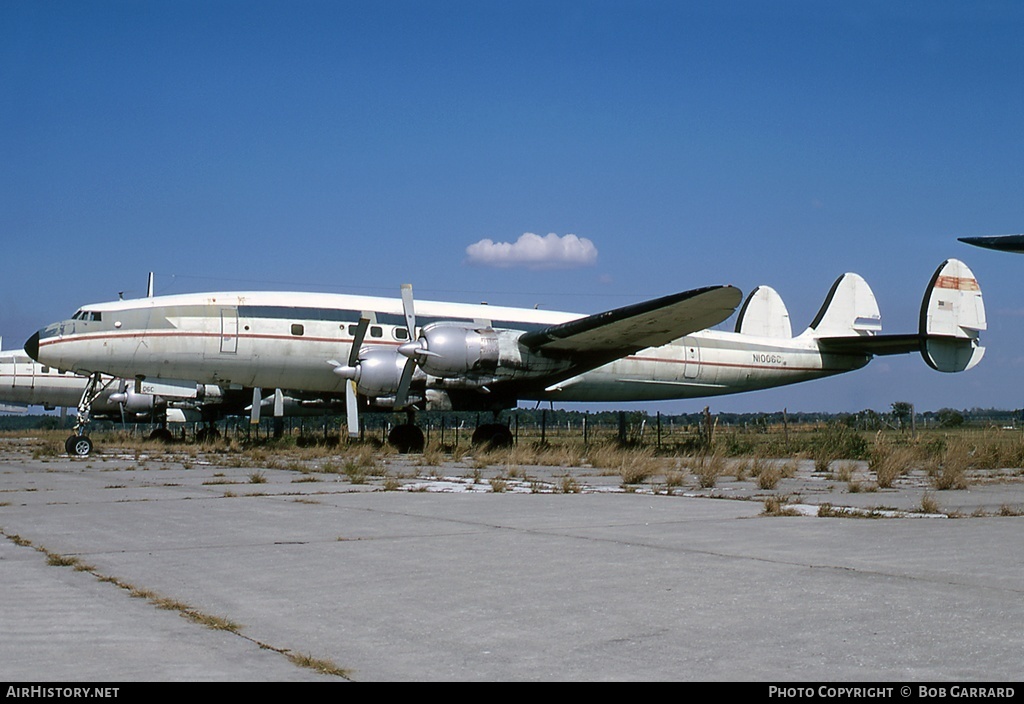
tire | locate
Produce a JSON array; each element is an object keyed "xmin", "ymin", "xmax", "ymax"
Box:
[
  {"xmin": 388, "ymin": 424, "xmax": 425, "ymax": 453},
  {"xmin": 149, "ymin": 428, "xmax": 174, "ymax": 443},
  {"xmin": 196, "ymin": 427, "xmax": 220, "ymax": 443},
  {"xmin": 66, "ymin": 435, "xmax": 93, "ymax": 457},
  {"xmin": 472, "ymin": 423, "xmax": 514, "ymax": 449}
]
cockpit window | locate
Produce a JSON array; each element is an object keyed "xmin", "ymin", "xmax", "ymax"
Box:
[{"xmin": 71, "ymin": 310, "xmax": 102, "ymax": 321}]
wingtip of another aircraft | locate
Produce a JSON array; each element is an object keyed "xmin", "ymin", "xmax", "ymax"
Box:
[{"xmin": 958, "ymin": 234, "xmax": 1024, "ymax": 253}]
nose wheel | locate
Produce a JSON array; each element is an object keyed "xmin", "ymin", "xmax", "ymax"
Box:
[{"xmin": 64, "ymin": 435, "xmax": 94, "ymax": 457}]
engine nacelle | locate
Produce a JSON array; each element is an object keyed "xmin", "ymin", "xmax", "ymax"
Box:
[
  {"xmin": 410, "ymin": 323, "xmax": 500, "ymax": 378},
  {"xmin": 196, "ymin": 384, "xmax": 225, "ymax": 402},
  {"xmin": 108, "ymin": 389, "xmax": 159, "ymax": 413},
  {"xmin": 335, "ymin": 348, "xmax": 410, "ymax": 398}
]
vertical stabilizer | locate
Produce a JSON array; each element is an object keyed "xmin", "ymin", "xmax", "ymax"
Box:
[
  {"xmin": 807, "ymin": 273, "xmax": 881, "ymax": 338},
  {"xmin": 919, "ymin": 259, "xmax": 986, "ymax": 372},
  {"xmin": 735, "ymin": 286, "xmax": 792, "ymax": 338}
]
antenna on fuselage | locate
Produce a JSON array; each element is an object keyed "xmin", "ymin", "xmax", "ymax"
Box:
[{"xmin": 146, "ymin": 272, "xmax": 155, "ymax": 297}]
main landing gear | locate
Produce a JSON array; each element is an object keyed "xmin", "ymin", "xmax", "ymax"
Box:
[
  {"xmin": 385, "ymin": 411, "xmax": 514, "ymax": 453},
  {"xmin": 149, "ymin": 425, "xmax": 175, "ymax": 443},
  {"xmin": 65, "ymin": 372, "xmax": 113, "ymax": 457},
  {"xmin": 471, "ymin": 422, "xmax": 514, "ymax": 449},
  {"xmin": 387, "ymin": 411, "xmax": 425, "ymax": 453}
]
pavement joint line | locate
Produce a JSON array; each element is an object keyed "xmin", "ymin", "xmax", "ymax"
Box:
[{"xmin": 0, "ymin": 527, "xmax": 354, "ymax": 681}]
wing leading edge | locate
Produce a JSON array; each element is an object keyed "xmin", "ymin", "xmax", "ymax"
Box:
[
  {"xmin": 519, "ymin": 285, "xmax": 742, "ymax": 357},
  {"xmin": 959, "ymin": 234, "xmax": 1024, "ymax": 253}
]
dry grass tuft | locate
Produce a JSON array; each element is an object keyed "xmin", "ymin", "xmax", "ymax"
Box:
[
  {"xmin": 489, "ymin": 477, "xmax": 507, "ymax": 493},
  {"xmin": 757, "ymin": 465, "xmax": 782, "ymax": 490},
  {"xmin": 559, "ymin": 475, "xmax": 581, "ymax": 493},
  {"xmin": 919, "ymin": 492, "xmax": 941, "ymax": 514},
  {"xmin": 692, "ymin": 452, "xmax": 726, "ymax": 488},
  {"xmin": 926, "ymin": 440, "xmax": 971, "ymax": 490},
  {"xmin": 286, "ymin": 651, "xmax": 352, "ymax": 678},
  {"xmin": 869, "ymin": 438, "xmax": 915, "ymax": 488},
  {"xmin": 762, "ymin": 495, "xmax": 799, "ymax": 516}
]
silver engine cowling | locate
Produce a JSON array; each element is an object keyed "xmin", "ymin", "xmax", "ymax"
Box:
[
  {"xmin": 400, "ymin": 323, "xmax": 500, "ymax": 378},
  {"xmin": 333, "ymin": 347, "xmax": 409, "ymax": 397},
  {"xmin": 108, "ymin": 388, "xmax": 157, "ymax": 413}
]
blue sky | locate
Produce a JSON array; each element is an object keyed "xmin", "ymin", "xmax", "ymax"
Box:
[{"xmin": 3, "ymin": 1, "xmax": 1024, "ymax": 414}]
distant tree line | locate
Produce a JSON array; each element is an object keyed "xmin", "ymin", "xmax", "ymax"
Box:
[{"xmin": 0, "ymin": 404, "xmax": 1019, "ymax": 433}]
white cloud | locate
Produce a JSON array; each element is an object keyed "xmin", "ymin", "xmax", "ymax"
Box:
[{"xmin": 464, "ymin": 232, "xmax": 598, "ymax": 270}]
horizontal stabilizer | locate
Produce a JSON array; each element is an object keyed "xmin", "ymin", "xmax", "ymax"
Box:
[
  {"xmin": 735, "ymin": 286, "xmax": 792, "ymax": 338},
  {"xmin": 519, "ymin": 285, "xmax": 742, "ymax": 357},
  {"xmin": 817, "ymin": 333, "xmax": 920, "ymax": 357}
]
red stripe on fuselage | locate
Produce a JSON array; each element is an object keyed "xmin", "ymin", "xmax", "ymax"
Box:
[{"xmin": 39, "ymin": 331, "xmax": 845, "ymax": 375}]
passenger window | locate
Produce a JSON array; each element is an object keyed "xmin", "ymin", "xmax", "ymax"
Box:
[
  {"xmin": 395, "ymin": 327, "xmax": 409, "ymax": 340},
  {"xmin": 370, "ymin": 326, "xmax": 382, "ymax": 338},
  {"xmin": 291, "ymin": 324, "xmax": 304, "ymax": 336}
]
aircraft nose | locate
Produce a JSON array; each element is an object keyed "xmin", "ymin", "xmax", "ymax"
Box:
[{"xmin": 24, "ymin": 332, "xmax": 40, "ymax": 361}]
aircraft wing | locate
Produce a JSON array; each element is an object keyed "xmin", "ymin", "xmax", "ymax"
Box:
[
  {"xmin": 959, "ymin": 234, "xmax": 1024, "ymax": 253},
  {"xmin": 519, "ymin": 285, "xmax": 742, "ymax": 358}
]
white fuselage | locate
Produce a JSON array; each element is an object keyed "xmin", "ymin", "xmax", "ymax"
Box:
[
  {"xmin": 0, "ymin": 350, "xmax": 120, "ymax": 411},
  {"xmin": 28, "ymin": 290, "xmax": 869, "ymax": 409}
]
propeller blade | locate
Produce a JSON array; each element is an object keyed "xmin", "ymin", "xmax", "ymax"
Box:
[
  {"xmin": 250, "ymin": 387, "xmax": 262, "ymax": 425},
  {"xmin": 394, "ymin": 358, "xmax": 416, "ymax": 409},
  {"xmin": 274, "ymin": 388, "xmax": 284, "ymax": 417},
  {"xmin": 348, "ymin": 317, "xmax": 370, "ymax": 367},
  {"xmin": 345, "ymin": 380, "xmax": 359, "ymax": 439},
  {"xmin": 400, "ymin": 284, "xmax": 416, "ymax": 340}
]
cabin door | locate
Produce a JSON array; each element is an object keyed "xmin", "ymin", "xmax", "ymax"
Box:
[
  {"xmin": 683, "ymin": 341, "xmax": 700, "ymax": 379},
  {"xmin": 220, "ymin": 308, "xmax": 239, "ymax": 354}
]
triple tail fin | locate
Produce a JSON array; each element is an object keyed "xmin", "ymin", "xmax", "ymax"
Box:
[
  {"xmin": 734, "ymin": 286, "xmax": 792, "ymax": 338},
  {"xmin": 804, "ymin": 272, "xmax": 882, "ymax": 338},
  {"xmin": 815, "ymin": 259, "xmax": 986, "ymax": 373},
  {"xmin": 918, "ymin": 258, "xmax": 986, "ymax": 372}
]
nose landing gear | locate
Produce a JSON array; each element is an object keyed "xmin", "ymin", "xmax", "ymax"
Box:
[{"xmin": 65, "ymin": 373, "xmax": 113, "ymax": 457}]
